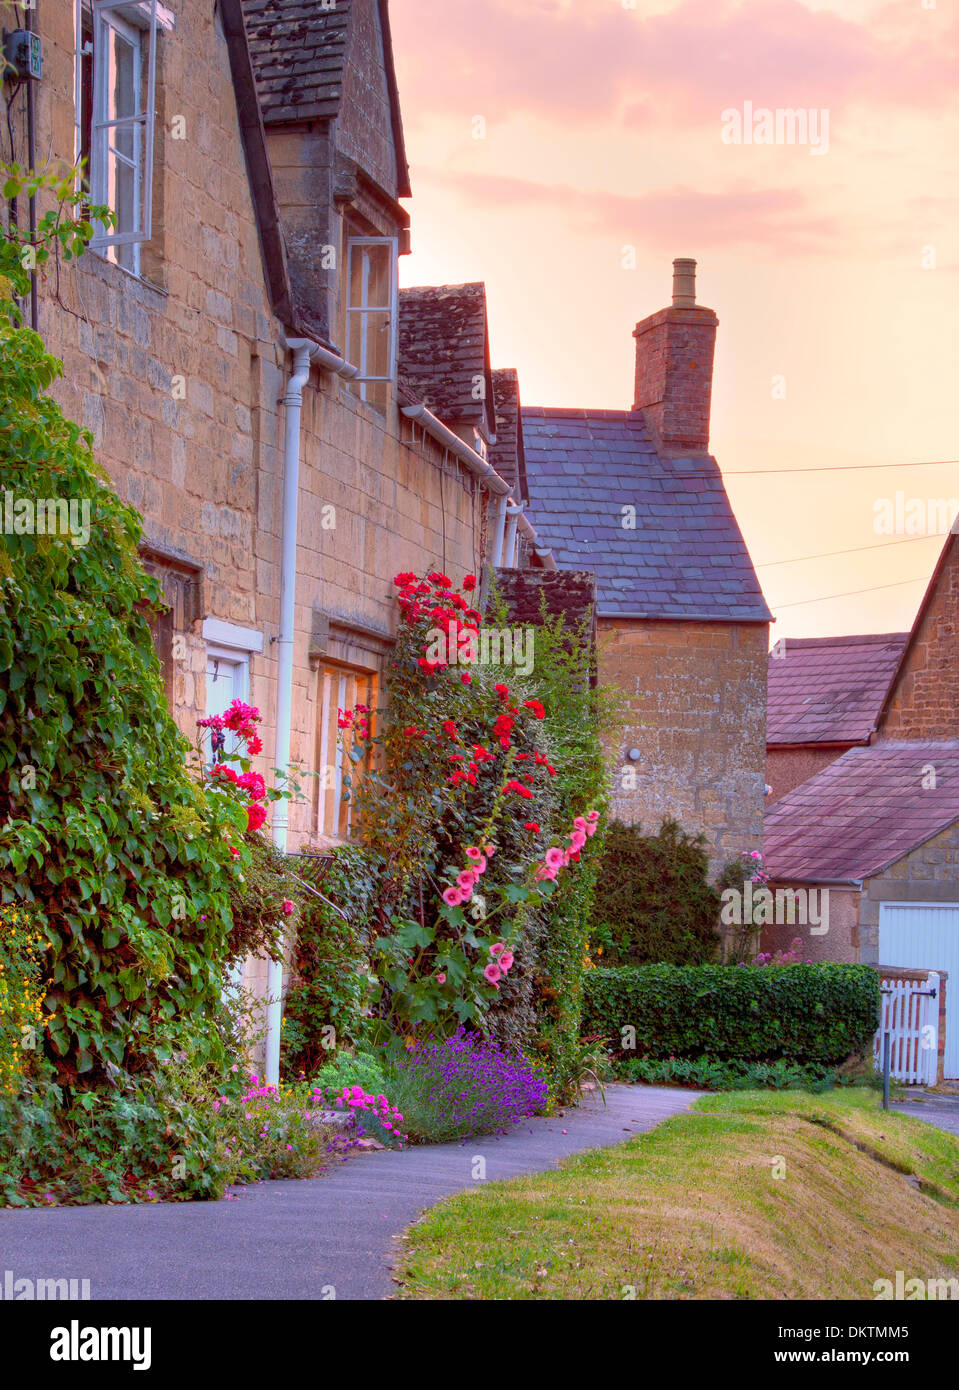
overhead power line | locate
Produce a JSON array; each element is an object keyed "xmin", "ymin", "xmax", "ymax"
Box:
[
  {"xmin": 755, "ymin": 532, "xmax": 943, "ymax": 569},
  {"xmin": 774, "ymin": 575, "xmax": 929, "ymax": 609}
]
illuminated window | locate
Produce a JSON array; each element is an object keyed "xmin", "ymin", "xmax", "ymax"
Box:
[
  {"xmin": 346, "ymin": 237, "xmax": 397, "ymax": 404},
  {"xmin": 314, "ymin": 663, "xmax": 378, "ymax": 841},
  {"xmin": 76, "ymin": 1, "xmax": 168, "ymax": 274}
]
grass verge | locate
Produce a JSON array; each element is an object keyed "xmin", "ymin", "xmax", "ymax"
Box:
[{"xmin": 395, "ymin": 1089, "xmax": 959, "ymax": 1299}]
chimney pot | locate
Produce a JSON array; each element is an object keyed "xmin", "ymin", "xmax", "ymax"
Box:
[{"xmin": 672, "ymin": 257, "xmax": 697, "ymax": 308}]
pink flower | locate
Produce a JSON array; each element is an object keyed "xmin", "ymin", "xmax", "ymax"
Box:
[
  {"xmin": 489, "ymin": 942, "xmax": 506, "ymax": 958},
  {"xmin": 483, "ymin": 962, "xmax": 502, "ymax": 986},
  {"xmin": 436, "ymin": 972, "xmax": 446, "ymax": 984},
  {"xmin": 281, "ymin": 899, "xmax": 295, "ymax": 916},
  {"xmin": 569, "ymin": 829, "xmax": 587, "ymax": 851},
  {"xmin": 535, "ymin": 864, "xmax": 558, "ymax": 882},
  {"xmin": 443, "ymin": 886, "xmax": 464, "ymax": 906},
  {"xmin": 545, "ymin": 846, "xmax": 565, "ymax": 870},
  {"xmin": 466, "ymin": 846, "xmax": 483, "ymax": 860},
  {"xmin": 586, "ymin": 810, "xmax": 600, "ymax": 821},
  {"xmin": 573, "ymin": 816, "xmax": 587, "ymax": 831},
  {"xmin": 499, "ymin": 951, "xmax": 514, "ymax": 971},
  {"xmin": 484, "ymin": 843, "xmax": 495, "ymax": 856},
  {"xmin": 457, "ymin": 869, "xmax": 477, "ymax": 891}
]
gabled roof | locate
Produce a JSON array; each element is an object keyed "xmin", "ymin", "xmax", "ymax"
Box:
[
  {"xmin": 489, "ymin": 369, "xmax": 527, "ymax": 501},
  {"xmin": 242, "ymin": 0, "xmax": 410, "ymax": 196},
  {"xmin": 763, "ymin": 739, "xmax": 959, "ymax": 883},
  {"xmin": 767, "ymin": 633, "xmax": 908, "ymax": 746},
  {"xmin": 521, "ymin": 408, "xmax": 772, "ymax": 622},
  {"xmin": 398, "ymin": 283, "xmax": 495, "ymax": 436},
  {"xmin": 877, "ymin": 531, "xmax": 959, "ymax": 735}
]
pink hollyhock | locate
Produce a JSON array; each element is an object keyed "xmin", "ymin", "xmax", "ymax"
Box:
[
  {"xmin": 466, "ymin": 846, "xmax": 483, "ymax": 860},
  {"xmin": 442, "ymin": 886, "xmax": 464, "ymax": 906},
  {"xmin": 281, "ymin": 899, "xmax": 295, "ymax": 916},
  {"xmin": 570, "ymin": 829, "xmax": 587, "ymax": 851},
  {"xmin": 535, "ymin": 864, "xmax": 558, "ymax": 881},
  {"xmin": 484, "ymin": 843, "xmax": 495, "ymax": 856},
  {"xmin": 457, "ymin": 869, "xmax": 477, "ymax": 891},
  {"xmin": 489, "ymin": 942, "xmax": 506, "ymax": 958},
  {"xmin": 483, "ymin": 962, "xmax": 502, "ymax": 986},
  {"xmin": 587, "ymin": 809, "xmax": 600, "ymax": 821},
  {"xmin": 545, "ymin": 846, "xmax": 565, "ymax": 870},
  {"xmin": 499, "ymin": 951, "xmax": 514, "ymax": 971},
  {"xmin": 573, "ymin": 816, "xmax": 588, "ymax": 831},
  {"xmin": 436, "ymin": 973, "xmax": 446, "ymax": 984}
]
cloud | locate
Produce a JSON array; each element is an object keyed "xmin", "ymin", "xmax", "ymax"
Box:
[
  {"xmin": 414, "ymin": 169, "xmax": 840, "ymax": 253},
  {"xmin": 391, "ymin": 0, "xmax": 959, "ymax": 131}
]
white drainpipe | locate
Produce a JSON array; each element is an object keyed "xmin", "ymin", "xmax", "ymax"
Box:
[
  {"xmin": 264, "ymin": 336, "xmax": 357, "ymax": 1087},
  {"xmin": 503, "ymin": 504, "xmax": 523, "ymax": 568},
  {"xmin": 490, "ymin": 493, "xmax": 509, "ymax": 567}
]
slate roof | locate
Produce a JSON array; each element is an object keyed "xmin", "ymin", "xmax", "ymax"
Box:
[
  {"xmin": 521, "ymin": 408, "xmax": 772, "ymax": 621},
  {"xmin": 767, "ymin": 633, "xmax": 908, "ymax": 746},
  {"xmin": 764, "ymin": 740, "xmax": 959, "ymax": 882},
  {"xmin": 243, "ymin": 0, "xmax": 351, "ymax": 123},
  {"xmin": 242, "ymin": 0, "xmax": 411, "ymax": 195},
  {"xmin": 489, "ymin": 369, "xmax": 527, "ymax": 500},
  {"xmin": 398, "ymin": 284, "xmax": 494, "ymax": 434}
]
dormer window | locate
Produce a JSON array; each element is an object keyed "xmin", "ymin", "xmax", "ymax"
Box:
[
  {"xmin": 346, "ymin": 237, "xmax": 398, "ymax": 404},
  {"xmin": 75, "ymin": 1, "xmax": 170, "ymax": 275}
]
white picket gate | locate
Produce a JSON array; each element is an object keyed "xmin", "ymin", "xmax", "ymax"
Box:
[{"xmin": 873, "ymin": 973, "xmax": 940, "ymax": 1085}]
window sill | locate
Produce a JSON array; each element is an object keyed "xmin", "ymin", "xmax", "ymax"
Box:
[{"xmin": 86, "ymin": 247, "xmax": 168, "ymax": 299}]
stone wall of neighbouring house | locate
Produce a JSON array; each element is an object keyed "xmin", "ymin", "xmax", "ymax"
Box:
[
  {"xmin": 765, "ymin": 744, "xmax": 853, "ymax": 805},
  {"xmin": 760, "ymin": 885, "xmax": 861, "ymax": 964},
  {"xmin": 859, "ymin": 820, "xmax": 959, "ymax": 964},
  {"xmin": 492, "ymin": 568, "xmax": 597, "ymax": 647},
  {"xmin": 599, "ymin": 618, "xmax": 768, "ymax": 871},
  {"xmin": 879, "ymin": 537, "xmax": 959, "ymax": 739}
]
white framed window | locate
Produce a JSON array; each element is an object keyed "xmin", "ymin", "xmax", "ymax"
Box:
[
  {"xmin": 315, "ymin": 662, "xmax": 378, "ymax": 842},
  {"xmin": 346, "ymin": 237, "xmax": 398, "ymax": 398},
  {"xmin": 75, "ymin": 0, "xmax": 168, "ymax": 275}
]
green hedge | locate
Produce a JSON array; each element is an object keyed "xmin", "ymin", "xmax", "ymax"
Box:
[{"xmin": 583, "ymin": 963, "xmax": 880, "ymax": 1065}]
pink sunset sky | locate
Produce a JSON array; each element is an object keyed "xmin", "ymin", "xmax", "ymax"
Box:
[{"xmin": 389, "ymin": 0, "xmax": 959, "ymax": 642}]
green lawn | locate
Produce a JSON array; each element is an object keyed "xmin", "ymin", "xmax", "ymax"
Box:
[{"xmin": 396, "ymin": 1090, "xmax": 959, "ymax": 1300}]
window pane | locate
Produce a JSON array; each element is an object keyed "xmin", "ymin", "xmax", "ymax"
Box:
[
  {"xmin": 107, "ymin": 26, "xmax": 138, "ymax": 129},
  {"xmin": 348, "ymin": 242, "xmax": 392, "ymax": 311}
]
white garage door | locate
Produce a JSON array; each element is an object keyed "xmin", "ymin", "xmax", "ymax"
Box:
[{"xmin": 879, "ymin": 903, "xmax": 959, "ymax": 1079}]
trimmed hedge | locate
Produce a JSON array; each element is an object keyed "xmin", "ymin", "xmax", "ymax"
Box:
[{"xmin": 583, "ymin": 963, "xmax": 880, "ymax": 1065}]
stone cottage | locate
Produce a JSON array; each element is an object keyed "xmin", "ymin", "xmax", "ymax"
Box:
[
  {"xmin": 763, "ymin": 532, "xmax": 959, "ymax": 1078},
  {"xmin": 520, "ymin": 259, "xmax": 772, "ymax": 871},
  {"xmin": 17, "ymin": 0, "xmax": 534, "ymax": 1075}
]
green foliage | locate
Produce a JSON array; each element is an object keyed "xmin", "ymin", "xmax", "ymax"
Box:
[
  {"xmin": 583, "ymin": 963, "xmax": 881, "ymax": 1065},
  {"xmin": 226, "ymin": 832, "xmax": 298, "ymax": 966},
  {"xmin": 279, "ymin": 846, "xmax": 381, "ymax": 1076},
  {"xmin": 589, "ymin": 819, "xmax": 721, "ymax": 966},
  {"xmin": 0, "ymin": 177, "xmax": 244, "ymax": 1089},
  {"xmin": 615, "ymin": 1054, "xmax": 841, "ymax": 1093},
  {"xmin": 307, "ymin": 1047, "xmax": 388, "ymax": 1099}
]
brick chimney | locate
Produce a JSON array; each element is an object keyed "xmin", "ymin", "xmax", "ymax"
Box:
[{"xmin": 633, "ymin": 258, "xmax": 718, "ymax": 455}]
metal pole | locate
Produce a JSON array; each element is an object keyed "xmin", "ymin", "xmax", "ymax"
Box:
[{"xmin": 882, "ymin": 1031, "xmax": 891, "ymax": 1111}]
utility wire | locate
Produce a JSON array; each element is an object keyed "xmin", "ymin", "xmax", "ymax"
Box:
[
  {"xmin": 774, "ymin": 575, "xmax": 929, "ymax": 609},
  {"xmin": 756, "ymin": 532, "xmax": 944, "ymax": 569}
]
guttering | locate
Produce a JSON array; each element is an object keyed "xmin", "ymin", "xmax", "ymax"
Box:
[
  {"xmin": 264, "ymin": 335, "xmax": 359, "ymax": 1087},
  {"xmin": 401, "ymin": 403, "xmax": 512, "ymax": 496}
]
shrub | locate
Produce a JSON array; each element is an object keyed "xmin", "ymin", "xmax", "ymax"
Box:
[
  {"xmin": 615, "ymin": 1054, "xmax": 840, "ymax": 1092},
  {"xmin": 583, "ymin": 963, "xmax": 881, "ymax": 1065},
  {"xmin": 589, "ymin": 819, "xmax": 721, "ymax": 966},
  {"xmin": 280, "ymin": 846, "xmax": 382, "ymax": 1076},
  {"xmin": 307, "ymin": 1048, "xmax": 388, "ymax": 1100},
  {"xmin": 213, "ymin": 1071, "xmax": 339, "ymax": 1184},
  {"xmin": 0, "ymin": 902, "xmax": 45, "ymax": 1097},
  {"xmin": 383, "ymin": 1029, "xmax": 548, "ymax": 1143}
]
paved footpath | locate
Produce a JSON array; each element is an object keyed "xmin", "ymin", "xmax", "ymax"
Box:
[
  {"xmin": 0, "ymin": 1084, "xmax": 698, "ymax": 1301},
  {"xmin": 892, "ymin": 1091, "xmax": 959, "ymax": 1140}
]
